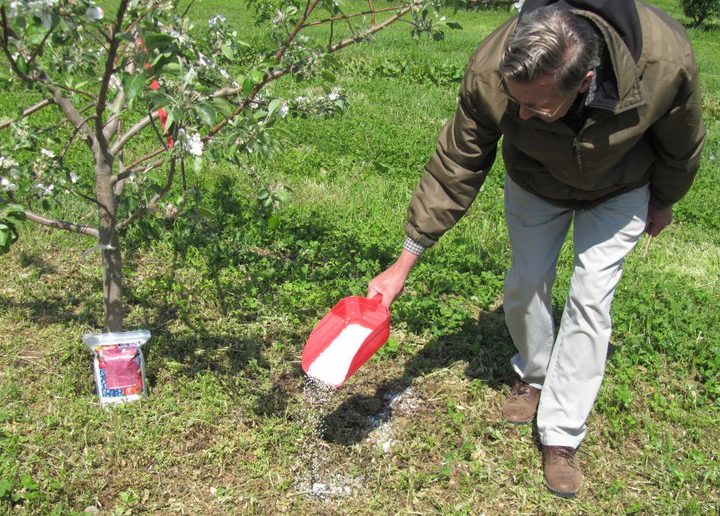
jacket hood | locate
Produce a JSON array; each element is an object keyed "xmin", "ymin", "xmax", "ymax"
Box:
[{"xmin": 519, "ymin": 0, "xmax": 642, "ymax": 62}]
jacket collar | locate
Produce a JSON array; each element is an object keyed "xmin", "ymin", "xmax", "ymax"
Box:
[{"xmin": 573, "ymin": 10, "xmax": 645, "ymax": 113}]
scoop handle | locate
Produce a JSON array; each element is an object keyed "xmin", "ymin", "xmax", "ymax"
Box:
[{"xmin": 371, "ymin": 293, "xmax": 383, "ymax": 306}]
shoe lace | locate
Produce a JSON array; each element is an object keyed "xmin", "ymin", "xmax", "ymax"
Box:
[
  {"xmin": 545, "ymin": 446, "xmax": 578, "ymax": 468},
  {"xmin": 511, "ymin": 380, "xmax": 532, "ymax": 398}
]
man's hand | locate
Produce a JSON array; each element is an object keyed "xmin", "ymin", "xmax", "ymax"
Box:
[
  {"xmin": 367, "ymin": 250, "xmax": 419, "ymax": 308},
  {"xmin": 645, "ymin": 204, "xmax": 673, "ymax": 237}
]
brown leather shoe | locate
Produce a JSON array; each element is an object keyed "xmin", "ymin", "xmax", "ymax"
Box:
[
  {"xmin": 542, "ymin": 445, "xmax": 583, "ymax": 498},
  {"xmin": 502, "ymin": 379, "xmax": 540, "ymax": 424}
]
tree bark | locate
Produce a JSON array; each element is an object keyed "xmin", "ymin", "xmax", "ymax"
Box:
[{"xmin": 94, "ymin": 146, "xmax": 123, "ymax": 332}]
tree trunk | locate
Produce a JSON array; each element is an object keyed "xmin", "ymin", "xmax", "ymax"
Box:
[{"xmin": 94, "ymin": 148, "xmax": 123, "ymax": 332}]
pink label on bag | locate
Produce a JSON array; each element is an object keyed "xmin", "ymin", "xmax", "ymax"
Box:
[{"xmin": 101, "ymin": 346, "xmax": 141, "ymax": 390}]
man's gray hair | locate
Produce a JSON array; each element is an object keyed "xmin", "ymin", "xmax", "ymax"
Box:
[{"xmin": 499, "ymin": 6, "xmax": 600, "ymax": 96}]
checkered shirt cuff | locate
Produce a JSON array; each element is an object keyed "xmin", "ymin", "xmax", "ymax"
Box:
[{"xmin": 403, "ymin": 236, "xmax": 426, "ymax": 257}]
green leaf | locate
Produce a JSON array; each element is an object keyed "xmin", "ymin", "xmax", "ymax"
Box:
[
  {"xmin": 447, "ymin": 22, "xmax": 463, "ymax": 30},
  {"xmin": 250, "ymin": 70, "xmax": 265, "ymax": 84},
  {"xmin": 221, "ymin": 44, "xmax": 235, "ymax": 61},
  {"xmin": 195, "ymin": 104, "xmax": 216, "ymax": 126},
  {"xmin": 143, "ymin": 33, "xmax": 175, "ymax": 53},
  {"xmin": 0, "ymin": 225, "xmax": 10, "ymax": 251},
  {"xmin": 163, "ymin": 109, "xmax": 175, "ymax": 131},
  {"xmin": 20, "ymin": 475, "xmax": 38, "ymax": 491},
  {"xmin": 266, "ymin": 99, "xmax": 282, "ymax": 118},
  {"xmin": 122, "ymin": 73, "xmax": 146, "ymax": 101},
  {"xmin": 212, "ymin": 98, "xmax": 234, "ymax": 116},
  {"xmin": 15, "ymin": 55, "xmax": 28, "ymax": 75},
  {"xmin": 321, "ymin": 70, "xmax": 336, "ymax": 83},
  {"xmin": 1, "ymin": 204, "xmax": 26, "ymax": 222},
  {"xmin": 161, "ymin": 62, "xmax": 183, "ymax": 75},
  {"xmin": 267, "ymin": 214, "xmax": 280, "ymax": 231},
  {"xmin": 26, "ymin": 22, "xmax": 49, "ymax": 46},
  {"xmin": 242, "ymin": 77, "xmax": 254, "ymax": 95},
  {"xmin": 0, "ymin": 478, "xmax": 13, "ymax": 500}
]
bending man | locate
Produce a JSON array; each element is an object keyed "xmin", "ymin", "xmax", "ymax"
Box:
[{"xmin": 368, "ymin": 0, "xmax": 705, "ymax": 498}]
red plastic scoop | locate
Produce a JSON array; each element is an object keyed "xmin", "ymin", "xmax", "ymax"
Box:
[{"xmin": 302, "ymin": 295, "xmax": 390, "ymax": 387}]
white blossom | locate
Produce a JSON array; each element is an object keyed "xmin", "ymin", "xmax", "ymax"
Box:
[
  {"xmin": 513, "ymin": 0, "xmax": 525, "ymax": 12},
  {"xmin": 16, "ymin": 0, "xmax": 58, "ymax": 29},
  {"xmin": 209, "ymin": 14, "xmax": 226, "ymax": 28},
  {"xmin": 69, "ymin": 172, "xmax": 79, "ymax": 184},
  {"xmin": 1, "ymin": 176, "xmax": 17, "ymax": 192},
  {"xmin": 279, "ymin": 101, "xmax": 289, "ymax": 118},
  {"xmin": 186, "ymin": 133, "xmax": 204, "ymax": 157},
  {"xmin": 163, "ymin": 203, "xmax": 179, "ymax": 219},
  {"xmin": 34, "ymin": 182, "xmax": 54, "ymax": 196},
  {"xmin": 0, "ymin": 157, "xmax": 19, "ymax": 170},
  {"xmin": 41, "ymin": 148, "xmax": 55, "ymax": 159},
  {"xmin": 108, "ymin": 74, "xmax": 121, "ymax": 90},
  {"xmin": 86, "ymin": 6, "xmax": 104, "ymax": 21},
  {"xmin": 272, "ymin": 10, "xmax": 285, "ymax": 26},
  {"xmin": 328, "ymin": 89, "xmax": 341, "ymax": 101}
]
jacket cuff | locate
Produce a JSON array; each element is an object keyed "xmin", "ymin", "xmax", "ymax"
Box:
[
  {"xmin": 404, "ymin": 221, "xmax": 438, "ymax": 249},
  {"xmin": 649, "ymin": 192, "xmax": 670, "ymax": 210}
]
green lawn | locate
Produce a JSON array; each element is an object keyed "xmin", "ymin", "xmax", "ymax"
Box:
[{"xmin": 0, "ymin": 1, "xmax": 718, "ymax": 513}]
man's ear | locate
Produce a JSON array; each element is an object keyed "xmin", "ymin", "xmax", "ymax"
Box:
[{"xmin": 578, "ymin": 70, "xmax": 595, "ymax": 93}]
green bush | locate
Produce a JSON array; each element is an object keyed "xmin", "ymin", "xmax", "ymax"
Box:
[{"xmin": 680, "ymin": 0, "xmax": 720, "ymax": 26}]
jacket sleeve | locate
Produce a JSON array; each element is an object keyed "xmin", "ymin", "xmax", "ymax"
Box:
[
  {"xmin": 648, "ymin": 53, "xmax": 706, "ymax": 209},
  {"xmin": 404, "ymin": 73, "xmax": 503, "ymax": 248}
]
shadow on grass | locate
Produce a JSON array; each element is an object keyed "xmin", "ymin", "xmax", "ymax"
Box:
[
  {"xmin": 0, "ymin": 250, "xmax": 103, "ymax": 328},
  {"xmin": 116, "ymin": 174, "xmax": 402, "ymax": 408},
  {"xmin": 322, "ymin": 303, "xmax": 517, "ymax": 446}
]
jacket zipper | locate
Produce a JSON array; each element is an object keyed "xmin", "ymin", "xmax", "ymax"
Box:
[{"xmin": 572, "ymin": 138, "xmax": 584, "ymax": 189}]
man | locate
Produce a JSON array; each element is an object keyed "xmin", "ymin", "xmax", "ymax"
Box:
[{"xmin": 367, "ymin": 0, "xmax": 705, "ymax": 498}]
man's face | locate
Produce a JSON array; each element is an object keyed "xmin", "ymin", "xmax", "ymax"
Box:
[{"xmin": 502, "ymin": 72, "xmax": 591, "ymax": 122}]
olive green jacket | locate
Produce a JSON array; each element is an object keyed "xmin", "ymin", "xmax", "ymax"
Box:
[{"xmin": 405, "ymin": 1, "xmax": 706, "ymax": 248}]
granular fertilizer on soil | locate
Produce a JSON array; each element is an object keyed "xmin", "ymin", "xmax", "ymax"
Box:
[
  {"xmin": 294, "ymin": 376, "xmax": 359, "ymax": 501},
  {"xmin": 294, "ymin": 375, "xmax": 421, "ymax": 499}
]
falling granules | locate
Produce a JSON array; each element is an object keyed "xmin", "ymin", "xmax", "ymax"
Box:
[{"xmin": 294, "ymin": 376, "xmax": 360, "ymax": 501}]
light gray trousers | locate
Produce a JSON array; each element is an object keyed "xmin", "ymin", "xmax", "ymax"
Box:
[{"xmin": 503, "ymin": 176, "xmax": 649, "ymax": 448}]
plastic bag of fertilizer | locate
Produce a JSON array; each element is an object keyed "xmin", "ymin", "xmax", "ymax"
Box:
[{"xmin": 83, "ymin": 330, "xmax": 151, "ymax": 405}]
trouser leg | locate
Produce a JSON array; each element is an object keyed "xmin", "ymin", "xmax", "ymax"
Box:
[
  {"xmin": 537, "ymin": 185, "xmax": 650, "ymax": 448},
  {"xmin": 503, "ymin": 176, "xmax": 572, "ymax": 389}
]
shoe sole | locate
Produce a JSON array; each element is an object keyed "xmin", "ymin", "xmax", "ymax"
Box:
[
  {"xmin": 545, "ymin": 480, "xmax": 582, "ymax": 499},
  {"xmin": 503, "ymin": 414, "xmax": 534, "ymax": 425},
  {"xmin": 546, "ymin": 486, "xmax": 578, "ymax": 498}
]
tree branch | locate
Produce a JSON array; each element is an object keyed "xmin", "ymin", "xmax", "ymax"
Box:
[
  {"xmin": 275, "ymin": 0, "xmax": 322, "ymax": 64},
  {"xmin": 110, "ymin": 111, "xmax": 159, "ymax": 155},
  {"xmin": 116, "ymin": 158, "xmax": 176, "ymax": 231},
  {"xmin": 44, "ymin": 84, "xmax": 96, "ymax": 144},
  {"xmin": 26, "ymin": 25, "xmax": 54, "ymax": 68},
  {"xmin": 1, "ymin": 8, "xmax": 32, "ymax": 83},
  {"xmin": 116, "ymin": 147, "xmax": 166, "ymax": 182},
  {"xmin": 96, "ymin": 0, "xmax": 130, "ymax": 145},
  {"xmin": 117, "ymin": 0, "xmax": 419, "ymax": 180},
  {"xmin": 60, "ymin": 114, "xmax": 98, "ymax": 160},
  {"xmin": 303, "ymin": 6, "xmax": 398, "ymax": 28},
  {"xmin": 329, "ymin": 1, "xmax": 418, "ymax": 53},
  {"xmin": 47, "ymin": 82, "xmax": 97, "ymax": 100},
  {"xmin": 0, "ymin": 99, "xmax": 54, "ymax": 130},
  {"xmin": 368, "ymin": 0, "xmax": 377, "ymax": 25},
  {"xmin": 24, "ymin": 209, "xmax": 99, "ymax": 238}
]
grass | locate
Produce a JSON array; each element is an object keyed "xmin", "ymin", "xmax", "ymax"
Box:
[{"xmin": 1, "ymin": 1, "xmax": 719, "ymax": 513}]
